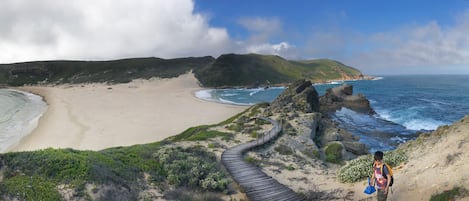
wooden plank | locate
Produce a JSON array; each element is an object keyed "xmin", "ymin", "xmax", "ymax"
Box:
[{"xmin": 221, "ymin": 117, "xmax": 305, "ymax": 201}]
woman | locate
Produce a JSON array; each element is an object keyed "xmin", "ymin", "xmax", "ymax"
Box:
[{"xmin": 370, "ymin": 151, "xmax": 391, "ymax": 201}]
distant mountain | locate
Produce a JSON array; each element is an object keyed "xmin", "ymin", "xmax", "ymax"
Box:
[
  {"xmin": 195, "ymin": 54, "xmax": 365, "ymax": 87},
  {"xmin": 0, "ymin": 57, "xmax": 215, "ymax": 86},
  {"xmin": 0, "ymin": 54, "xmax": 366, "ymax": 87}
]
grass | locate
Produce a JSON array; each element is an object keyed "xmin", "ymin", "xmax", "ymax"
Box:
[
  {"xmin": 167, "ymin": 125, "xmax": 232, "ymax": 142},
  {"xmin": 325, "ymin": 143, "xmax": 343, "ymax": 164},
  {"xmin": 430, "ymin": 187, "xmax": 468, "ymax": 201}
]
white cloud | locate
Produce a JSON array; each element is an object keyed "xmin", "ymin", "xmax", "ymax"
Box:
[
  {"xmin": 244, "ymin": 41, "xmax": 293, "ymax": 56},
  {"xmin": 238, "ymin": 17, "xmax": 282, "ymax": 35},
  {"xmin": 346, "ymin": 12, "xmax": 469, "ymax": 74},
  {"xmin": 0, "ymin": 0, "xmax": 232, "ymax": 63},
  {"xmin": 235, "ymin": 17, "xmax": 296, "ymax": 57}
]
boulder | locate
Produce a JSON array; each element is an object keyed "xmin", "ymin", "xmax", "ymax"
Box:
[
  {"xmin": 319, "ymin": 84, "xmax": 375, "ymax": 114},
  {"xmin": 269, "ymin": 79, "xmax": 319, "ymax": 113},
  {"xmin": 342, "ymin": 141, "xmax": 369, "ymax": 155}
]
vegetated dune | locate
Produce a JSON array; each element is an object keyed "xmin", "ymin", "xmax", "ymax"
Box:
[{"xmin": 391, "ymin": 115, "xmax": 469, "ymax": 201}]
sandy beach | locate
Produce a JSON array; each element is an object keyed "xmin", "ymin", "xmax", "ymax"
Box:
[{"xmin": 10, "ymin": 73, "xmax": 248, "ymax": 152}]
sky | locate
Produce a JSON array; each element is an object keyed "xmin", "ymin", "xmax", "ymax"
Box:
[{"xmin": 1, "ymin": 0, "xmax": 469, "ymax": 75}]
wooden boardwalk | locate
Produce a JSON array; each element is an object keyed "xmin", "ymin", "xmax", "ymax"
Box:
[{"xmin": 221, "ymin": 118, "xmax": 305, "ymax": 201}]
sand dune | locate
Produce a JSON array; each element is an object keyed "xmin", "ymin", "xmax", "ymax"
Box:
[{"xmin": 10, "ymin": 73, "xmax": 247, "ymax": 151}]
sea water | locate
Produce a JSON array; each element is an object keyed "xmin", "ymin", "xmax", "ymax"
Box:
[
  {"xmin": 0, "ymin": 89, "xmax": 47, "ymax": 152},
  {"xmin": 196, "ymin": 75, "xmax": 469, "ymax": 151}
]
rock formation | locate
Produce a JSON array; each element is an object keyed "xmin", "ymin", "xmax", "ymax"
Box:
[
  {"xmin": 319, "ymin": 84, "xmax": 375, "ymax": 115},
  {"xmin": 269, "ymin": 79, "xmax": 319, "ymax": 113},
  {"xmin": 265, "ymin": 80, "xmax": 374, "ymax": 162}
]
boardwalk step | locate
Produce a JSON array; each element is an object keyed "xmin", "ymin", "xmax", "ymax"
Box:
[{"xmin": 221, "ymin": 117, "xmax": 305, "ymax": 201}]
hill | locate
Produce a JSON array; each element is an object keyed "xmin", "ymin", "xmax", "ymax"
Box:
[
  {"xmin": 0, "ymin": 57, "xmax": 215, "ymax": 86},
  {"xmin": 195, "ymin": 54, "xmax": 364, "ymax": 87},
  {"xmin": 0, "ymin": 54, "xmax": 365, "ymax": 87}
]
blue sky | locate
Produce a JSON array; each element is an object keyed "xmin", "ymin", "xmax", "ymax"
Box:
[
  {"xmin": 194, "ymin": 0, "xmax": 469, "ymax": 74},
  {"xmin": 1, "ymin": 0, "xmax": 469, "ymax": 74}
]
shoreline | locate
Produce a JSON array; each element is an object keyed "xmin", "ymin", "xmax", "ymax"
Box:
[{"xmin": 9, "ymin": 73, "xmax": 248, "ymax": 152}]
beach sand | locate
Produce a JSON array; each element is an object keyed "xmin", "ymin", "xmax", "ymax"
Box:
[{"xmin": 10, "ymin": 73, "xmax": 248, "ymax": 152}]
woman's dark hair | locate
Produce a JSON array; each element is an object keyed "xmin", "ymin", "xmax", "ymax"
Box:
[{"xmin": 374, "ymin": 151, "xmax": 384, "ymax": 161}]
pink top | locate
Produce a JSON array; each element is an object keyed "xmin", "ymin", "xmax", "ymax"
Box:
[{"xmin": 374, "ymin": 165, "xmax": 388, "ymax": 189}]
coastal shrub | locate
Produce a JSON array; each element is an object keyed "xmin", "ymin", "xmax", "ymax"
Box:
[
  {"xmin": 325, "ymin": 143, "xmax": 343, "ymax": 164},
  {"xmin": 153, "ymin": 146, "xmax": 228, "ymax": 191},
  {"xmin": 165, "ymin": 188, "xmax": 224, "ymax": 201},
  {"xmin": 250, "ymin": 132, "xmax": 258, "ymax": 138},
  {"xmin": 255, "ymin": 118, "xmax": 270, "ymax": 125},
  {"xmin": 244, "ymin": 156, "xmax": 259, "ymax": 165},
  {"xmin": 2, "ymin": 148, "xmax": 90, "ymax": 184},
  {"xmin": 430, "ymin": 187, "xmax": 468, "ymax": 201},
  {"xmin": 337, "ymin": 150, "xmax": 408, "ymax": 183},
  {"xmin": 169, "ymin": 125, "xmax": 232, "ymax": 141},
  {"xmin": 226, "ymin": 124, "xmax": 243, "ymax": 132},
  {"xmin": 218, "ymin": 107, "xmax": 251, "ymax": 125},
  {"xmin": 0, "ymin": 175, "xmax": 62, "ymax": 201}
]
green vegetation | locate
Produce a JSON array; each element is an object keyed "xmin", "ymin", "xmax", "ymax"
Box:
[
  {"xmin": 325, "ymin": 143, "xmax": 343, "ymax": 164},
  {"xmin": 195, "ymin": 54, "xmax": 363, "ymax": 87},
  {"xmin": 168, "ymin": 125, "xmax": 232, "ymax": 142},
  {"xmin": 0, "ymin": 144, "xmax": 228, "ymax": 200},
  {"xmin": 154, "ymin": 146, "xmax": 228, "ymax": 191},
  {"xmin": 244, "ymin": 156, "xmax": 259, "ymax": 165},
  {"xmin": 0, "ymin": 57, "xmax": 214, "ymax": 86},
  {"xmin": 430, "ymin": 187, "xmax": 468, "ymax": 201},
  {"xmin": 0, "ymin": 54, "xmax": 363, "ymax": 87},
  {"xmin": 337, "ymin": 150, "xmax": 408, "ymax": 183}
]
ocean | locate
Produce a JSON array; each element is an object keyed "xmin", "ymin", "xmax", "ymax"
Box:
[
  {"xmin": 0, "ymin": 89, "xmax": 47, "ymax": 152},
  {"xmin": 196, "ymin": 75, "xmax": 469, "ymax": 152}
]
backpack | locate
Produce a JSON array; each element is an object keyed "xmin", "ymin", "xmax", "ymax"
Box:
[{"xmin": 380, "ymin": 163, "xmax": 394, "ymax": 187}]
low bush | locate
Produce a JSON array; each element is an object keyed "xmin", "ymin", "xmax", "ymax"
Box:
[
  {"xmin": 154, "ymin": 146, "xmax": 229, "ymax": 192},
  {"xmin": 337, "ymin": 150, "xmax": 408, "ymax": 183},
  {"xmin": 325, "ymin": 143, "xmax": 342, "ymax": 164}
]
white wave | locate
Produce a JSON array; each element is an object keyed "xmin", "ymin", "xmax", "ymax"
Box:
[
  {"xmin": 248, "ymin": 88, "xmax": 264, "ymax": 96},
  {"xmin": 375, "ymin": 109, "xmax": 393, "ymax": 121},
  {"xmin": 218, "ymin": 98, "xmax": 254, "ymax": 106},
  {"xmin": 0, "ymin": 89, "xmax": 47, "ymax": 152},
  {"xmin": 221, "ymin": 93, "xmax": 238, "ymax": 97},
  {"xmin": 402, "ymin": 119, "xmax": 447, "ymax": 131},
  {"xmin": 417, "ymin": 98, "xmax": 451, "ymax": 106},
  {"xmin": 195, "ymin": 89, "xmax": 214, "ymax": 101},
  {"xmin": 372, "ymin": 77, "xmax": 384, "ymax": 80},
  {"xmin": 194, "ymin": 89, "xmax": 254, "ymax": 106}
]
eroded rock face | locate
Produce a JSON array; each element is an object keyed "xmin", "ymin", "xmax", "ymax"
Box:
[
  {"xmin": 319, "ymin": 84, "xmax": 375, "ymax": 115},
  {"xmin": 269, "ymin": 79, "xmax": 319, "ymax": 113},
  {"xmin": 265, "ymin": 80, "xmax": 372, "ymax": 162}
]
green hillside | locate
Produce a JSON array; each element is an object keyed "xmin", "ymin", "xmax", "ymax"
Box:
[
  {"xmin": 195, "ymin": 54, "xmax": 364, "ymax": 87},
  {"xmin": 0, "ymin": 54, "xmax": 364, "ymax": 87},
  {"xmin": 0, "ymin": 57, "xmax": 215, "ymax": 86}
]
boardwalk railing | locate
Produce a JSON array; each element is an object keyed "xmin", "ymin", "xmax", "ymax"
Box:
[{"xmin": 221, "ymin": 117, "xmax": 305, "ymax": 201}]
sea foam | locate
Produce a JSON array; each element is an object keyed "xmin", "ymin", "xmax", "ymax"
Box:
[{"xmin": 0, "ymin": 89, "xmax": 47, "ymax": 152}]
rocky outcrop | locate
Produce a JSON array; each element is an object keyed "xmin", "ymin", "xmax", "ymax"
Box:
[
  {"xmin": 319, "ymin": 84, "xmax": 375, "ymax": 115},
  {"xmin": 318, "ymin": 118, "xmax": 368, "ymax": 159},
  {"xmin": 269, "ymin": 79, "xmax": 319, "ymax": 113},
  {"xmin": 264, "ymin": 80, "xmax": 374, "ymax": 163}
]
